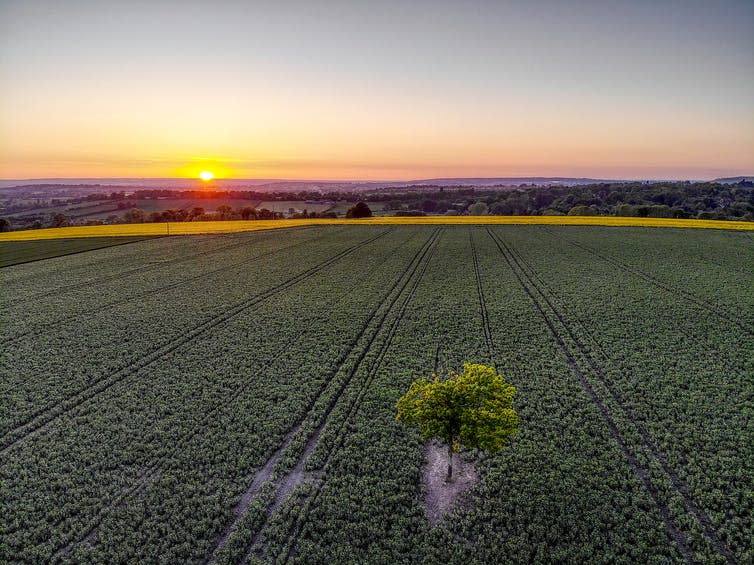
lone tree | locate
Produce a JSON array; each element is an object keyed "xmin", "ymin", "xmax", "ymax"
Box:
[
  {"xmin": 346, "ymin": 201, "xmax": 372, "ymax": 218},
  {"xmin": 396, "ymin": 363, "xmax": 519, "ymax": 482}
]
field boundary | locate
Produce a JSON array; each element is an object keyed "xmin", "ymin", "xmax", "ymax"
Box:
[{"xmin": 1, "ymin": 215, "xmax": 753, "ymax": 242}]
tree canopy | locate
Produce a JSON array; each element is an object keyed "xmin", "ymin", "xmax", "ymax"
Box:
[
  {"xmin": 467, "ymin": 201, "xmax": 489, "ymax": 216},
  {"xmin": 346, "ymin": 201, "xmax": 372, "ymax": 218},
  {"xmin": 396, "ymin": 363, "xmax": 519, "ymax": 481}
]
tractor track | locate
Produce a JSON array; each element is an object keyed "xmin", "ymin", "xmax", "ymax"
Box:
[
  {"xmin": 487, "ymin": 227, "xmax": 699, "ymax": 565},
  {"xmin": 223, "ymin": 230, "xmax": 442, "ymax": 565},
  {"xmin": 204, "ymin": 229, "xmax": 442, "ymax": 564},
  {"xmin": 0, "ymin": 236, "xmax": 158, "ymax": 269},
  {"xmin": 269, "ymin": 230, "xmax": 442, "ymax": 565},
  {"xmin": 469, "ymin": 228, "xmax": 496, "ymax": 368},
  {"xmin": 12, "ymin": 233, "xmax": 257, "ymax": 303},
  {"xmin": 1, "ymin": 227, "xmax": 337, "ymax": 345},
  {"xmin": 489, "ymin": 228, "xmax": 735, "ymax": 563},
  {"xmin": 9, "ymin": 226, "xmax": 321, "ymax": 305},
  {"xmin": 44, "ymin": 229, "xmax": 419, "ymax": 562},
  {"xmin": 541, "ymin": 227, "xmax": 754, "ymax": 336},
  {"xmin": 0, "ymin": 229, "xmax": 391, "ymax": 454}
]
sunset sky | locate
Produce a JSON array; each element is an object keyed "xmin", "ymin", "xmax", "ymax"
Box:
[{"xmin": 1, "ymin": 0, "xmax": 752, "ymax": 180}]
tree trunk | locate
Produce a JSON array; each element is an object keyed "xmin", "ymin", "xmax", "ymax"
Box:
[{"xmin": 446, "ymin": 440, "xmax": 454, "ymax": 483}]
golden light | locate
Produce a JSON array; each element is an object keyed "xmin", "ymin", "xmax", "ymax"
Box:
[{"xmin": 199, "ymin": 171, "xmax": 214, "ymax": 181}]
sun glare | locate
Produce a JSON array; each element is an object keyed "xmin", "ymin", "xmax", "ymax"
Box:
[{"xmin": 199, "ymin": 171, "xmax": 214, "ymax": 181}]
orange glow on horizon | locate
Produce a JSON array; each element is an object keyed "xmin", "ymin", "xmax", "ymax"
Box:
[{"xmin": 1, "ymin": 3, "xmax": 752, "ymax": 182}]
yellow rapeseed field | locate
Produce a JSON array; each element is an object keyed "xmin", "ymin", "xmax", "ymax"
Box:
[{"xmin": 1, "ymin": 216, "xmax": 752, "ymax": 241}]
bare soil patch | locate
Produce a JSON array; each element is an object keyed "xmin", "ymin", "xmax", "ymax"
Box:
[{"xmin": 423, "ymin": 441, "xmax": 479, "ymax": 526}]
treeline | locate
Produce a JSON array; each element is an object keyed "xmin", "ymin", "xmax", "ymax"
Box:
[
  {"xmin": 80, "ymin": 189, "xmax": 348, "ymax": 202},
  {"xmin": 120, "ymin": 205, "xmax": 340, "ymax": 223},
  {"xmin": 379, "ymin": 180, "xmax": 754, "ymax": 220},
  {"xmin": 1, "ymin": 181, "xmax": 752, "ymax": 232},
  {"xmin": 1, "ymin": 205, "xmax": 337, "ymax": 231}
]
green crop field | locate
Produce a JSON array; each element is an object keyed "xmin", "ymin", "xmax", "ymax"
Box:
[
  {"xmin": 1, "ymin": 225, "xmax": 752, "ymax": 564},
  {"xmin": 0, "ymin": 236, "xmax": 155, "ymax": 267}
]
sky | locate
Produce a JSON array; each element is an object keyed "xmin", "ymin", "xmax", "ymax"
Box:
[{"xmin": 1, "ymin": 0, "xmax": 752, "ymax": 181}]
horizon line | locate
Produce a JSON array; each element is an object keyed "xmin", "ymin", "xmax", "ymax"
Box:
[{"xmin": 1, "ymin": 174, "xmax": 751, "ymax": 184}]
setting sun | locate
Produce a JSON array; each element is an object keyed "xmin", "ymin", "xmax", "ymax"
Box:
[{"xmin": 199, "ymin": 171, "xmax": 214, "ymax": 181}]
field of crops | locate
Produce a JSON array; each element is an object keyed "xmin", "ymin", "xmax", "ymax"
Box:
[
  {"xmin": 0, "ymin": 237, "xmax": 155, "ymax": 267},
  {"xmin": 1, "ymin": 215, "xmax": 753, "ymax": 242},
  {"xmin": 1, "ymin": 225, "xmax": 752, "ymax": 564}
]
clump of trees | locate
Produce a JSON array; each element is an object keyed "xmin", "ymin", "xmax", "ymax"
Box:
[
  {"xmin": 467, "ymin": 201, "xmax": 489, "ymax": 216},
  {"xmin": 397, "ymin": 363, "xmax": 520, "ymax": 482},
  {"xmin": 378, "ymin": 181, "xmax": 754, "ymax": 220},
  {"xmin": 346, "ymin": 202, "xmax": 373, "ymax": 218}
]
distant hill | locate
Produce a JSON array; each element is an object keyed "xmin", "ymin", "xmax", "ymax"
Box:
[
  {"xmin": 714, "ymin": 176, "xmax": 754, "ymax": 184},
  {"xmin": 0, "ymin": 176, "xmax": 618, "ymax": 191},
  {"xmin": 0, "ymin": 178, "xmax": 287, "ymax": 189},
  {"xmin": 404, "ymin": 177, "xmax": 613, "ymax": 187},
  {"xmin": 5, "ymin": 175, "xmax": 752, "ymax": 192}
]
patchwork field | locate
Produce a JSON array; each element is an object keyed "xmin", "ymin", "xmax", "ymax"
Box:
[{"xmin": 1, "ymin": 225, "xmax": 752, "ymax": 564}]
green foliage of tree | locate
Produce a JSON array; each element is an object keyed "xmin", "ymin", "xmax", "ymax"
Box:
[
  {"xmin": 467, "ymin": 201, "xmax": 489, "ymax": 216},
  {"xmin": 646, "ymin": 204, "xmax": 674, "ymax": 218},
  {"xmin": 49, "ymin": 212, "xmax": 70, "ymax": 227},
  {"xmin": 123, "ymin": 208, "xmax": 145, "ymax": 223},
  {"xmin": 396, "ymin": 363, "xmax": 519, "ymax": 481},
  {"xmin": 568, "ymin": 205, "xmax": 598, "ymax": 216}
]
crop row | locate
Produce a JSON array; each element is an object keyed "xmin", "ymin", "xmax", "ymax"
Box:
[
  {"xmin": 1, "ymin": 229, "xmax": 270, "ymax": 304},
  {"xmin": 488, "ymin": 229, "xmax": 721, "ymax": 562},
  {"xmin": 542, "ymin": 226, "xmax": 754, "ymax": 335},
  {"xmin": 206, "ymin": 227, "xmax": 751, "ymax": 564}
]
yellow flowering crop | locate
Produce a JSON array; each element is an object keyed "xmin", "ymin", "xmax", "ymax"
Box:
[{"xmin": 0, "ymin": 215, "xmax": 752, "ymax": 242}]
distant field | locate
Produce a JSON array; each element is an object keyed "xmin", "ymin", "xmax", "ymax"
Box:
[
  {"xmin": 1, "ymin": 225, "xmax": 752, "ymax": 563},
  {"xmin": 255, "ymin": 200, "xmax": 335, "ymax": 213},
  {"xmin": 325, "ymin": 200, "xmax": 385, "ymax": 215},
  {"xmin": 2, "ymin": 198, "xmax": 266, "ymax": 222},
  {"xmin": 131, "ymin": 198, "xmax": 262, "ymax": 214},
  {"xmin": 0, "ymin": 236, "xmax": 153, "ymax": 267},
  {"xmin": 1, "ymin": 215, "xmax": 753, "ymax": 241}
]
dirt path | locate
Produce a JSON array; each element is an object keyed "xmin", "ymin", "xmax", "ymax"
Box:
[{"xmin": 423, "ymin": 441, "xmax": 479, "ymax": 526}]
